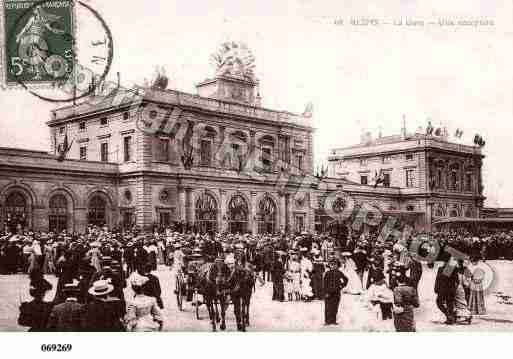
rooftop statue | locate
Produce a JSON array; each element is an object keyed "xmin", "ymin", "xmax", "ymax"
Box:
[
  {"xmin": 210, "ymin": 41, "xmax": 256, "ymax": 82},
  {"xmin": 144, "ymin": 65, "xmax": 169, "ymax": 90}
]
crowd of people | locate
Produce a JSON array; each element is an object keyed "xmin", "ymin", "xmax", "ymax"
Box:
[{"xmin": 0, "ymin": 224, "xmax": 508, "ymax": 332}]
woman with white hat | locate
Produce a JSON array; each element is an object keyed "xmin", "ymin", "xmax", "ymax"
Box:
[{"xmin": 125, "ymin": 273, "xmax": 163, "ymax": 331}]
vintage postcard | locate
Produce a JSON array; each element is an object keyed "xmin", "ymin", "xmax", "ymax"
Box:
[{"xmin": 0, "ymin": 0, "xmax": 512, "ymax": 353}]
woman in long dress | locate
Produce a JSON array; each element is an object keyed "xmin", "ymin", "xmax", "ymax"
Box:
[
  {"xmin": 125, "ymin": 273, "xmax": 163, "ymax": 331},
  {"xmin": 87, "ymin": 243, "xmax": 102, "ymax": 272},
  {"xmin": 467, "ymin": 258, "xmax": 487, "ymax": 315},
  {"xmin": 340, "ymin": 253, "xmax": 363, "ymax": 295},
  {"xmin": 454, "ymin": 271, "xmax": 472, "ymax": 323},
  {"xmin": 288, "ymin": 254, "xmax": 301, "ymax": 301},
  {"xmin": 42, "ymin": 242, "xmax": 55, "ymax": 275}
]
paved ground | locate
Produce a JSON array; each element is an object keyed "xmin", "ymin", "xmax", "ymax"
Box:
[{"xmin": 1, "ymin": 261, "xmax": 513, "ymax": 332}]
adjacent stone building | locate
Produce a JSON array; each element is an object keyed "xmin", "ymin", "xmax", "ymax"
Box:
[{"xmin": 327, "ymin": 127, "xmax": 486, "ymax": 230}]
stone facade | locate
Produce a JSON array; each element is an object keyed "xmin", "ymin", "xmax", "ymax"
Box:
[
  {"xmin": 328, "ymin": 132, "xmax": 486, "ymax": 230},
  {"xmin": 0, "ymin": 46, "xmax": 487, "ymax": 234}
]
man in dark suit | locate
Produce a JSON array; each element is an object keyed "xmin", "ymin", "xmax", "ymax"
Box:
[
  {"xmin": 323, "ymin": 258, "xmax": 348, "ymax": 325},
  {"xmin": 46, "ymin": 281, "xmax": 86, "ymax": 331},
  {"xmin": 271, "ymin": 252, "xmax": 286, "ymax": 301},
  {"xmin": 434, "ymin": 259, "xmax": 459, "ymax": 325},
  {"xmin": 18, "ymin": 282, "xmax": 53, "ymax": 331},
  {"xmin": 83, "ymin": 280, "xmax": 125, "ymax": 331}
]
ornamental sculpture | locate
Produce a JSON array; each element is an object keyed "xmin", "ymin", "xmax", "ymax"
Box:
[{"xmin": 210, "ymin": 41, "xmax": 256, "ymax": 81}]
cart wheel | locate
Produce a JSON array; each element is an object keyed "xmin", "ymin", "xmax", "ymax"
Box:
[{"xmin": 176, "ymin": 280, "xmax": 183, "ymax": 311}]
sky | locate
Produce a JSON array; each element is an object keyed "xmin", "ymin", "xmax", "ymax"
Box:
[{"xmin": 1, "ymin": 0, "xmax": 512, "ymax": 207}]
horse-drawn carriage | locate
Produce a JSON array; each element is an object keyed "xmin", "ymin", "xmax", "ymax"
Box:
[
  {"xmin": 176, "ymin": 251, "xmax": 257, "ymax": 332},
  {"xmin": 175, "ymin": 254, "xmax": 204, "ymax": 319}
]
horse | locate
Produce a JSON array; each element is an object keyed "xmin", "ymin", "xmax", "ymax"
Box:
[
  {"xmin": 228, "ymin": 263, "xmax": 258, "ymax": 331},
  {"xmin": 197, "ymin": 259, "xmax": 230, "ymax": 331}
]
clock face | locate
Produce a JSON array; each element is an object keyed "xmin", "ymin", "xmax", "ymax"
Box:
[{"xmin": 4, "ymin": 0, "xmax": 114, "ymax": 103}]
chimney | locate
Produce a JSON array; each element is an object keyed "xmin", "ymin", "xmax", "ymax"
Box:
[
  {"xmin": 401, "ymin": 114, "xmax": 407, "ymax": 139},
  {"xmin": 254, "ymin": 82, "xmax": 262, "ymax": 107}
]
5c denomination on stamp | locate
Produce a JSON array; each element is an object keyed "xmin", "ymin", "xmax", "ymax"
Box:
[{"xmin": 2, "ymin": 0, "xmax": 75, "ymax": 88}]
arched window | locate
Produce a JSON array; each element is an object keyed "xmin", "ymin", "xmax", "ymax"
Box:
[
  {"xmin": 49, "ymin": 194, "xmax": 68, "ymax": 232},
  {"xmin": 88, "ymin": 195, "xmax": 107, "ymax": 227},
  {"xmin": 4, "ymin": 191, "xmax": 28, "ymax": 232},
  {"xmin": 257, "ymin": 196, "xmax": 277, "ymax": 234},
  {"xmin": 195, "ymin": 192, "xmax": 218, "ymax": 233},
  {"xmin": 228, "ymin": 195, "xmax": 249, "ymax": 234}
]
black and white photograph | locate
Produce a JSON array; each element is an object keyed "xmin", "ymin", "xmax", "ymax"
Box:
[{"xmin": 0, "ymin": 0, "xmax": 512, "ymax": 352}]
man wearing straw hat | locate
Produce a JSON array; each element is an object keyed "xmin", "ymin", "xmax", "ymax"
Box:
[{"xmin": 83, "ymin": 280, "xmax": 125, "ymax": 331}]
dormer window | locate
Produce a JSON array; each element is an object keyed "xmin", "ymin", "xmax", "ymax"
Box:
[
  {"xmin": 79, "ymin": 121, "xmax": 86, "ymax": 131},
  {"xmin": 100, "ymin": 117, "xmax": 108, "ymax": 126}
]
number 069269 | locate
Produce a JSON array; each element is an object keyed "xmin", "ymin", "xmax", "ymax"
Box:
[{"xmin": 40, "ymin": 344, "xmax": 72, "ymax": 352}]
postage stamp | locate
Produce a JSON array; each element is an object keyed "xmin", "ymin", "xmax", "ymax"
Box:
[{"xmin": 1, "ymin": 0, "xmax": 75, "ymax": 88}]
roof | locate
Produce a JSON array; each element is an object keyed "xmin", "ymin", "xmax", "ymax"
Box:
[{"xmin": 433, "ymin": 217, "xmax": 513, "ymax": 225}]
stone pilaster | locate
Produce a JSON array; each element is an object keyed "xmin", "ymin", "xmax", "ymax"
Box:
[
  {"xmin": 219, "ymin": 189, "xmax": 227, "ymax": 232},
  {"xmin": 250, "ymin": 191, "xmax": 257, "ymax": 234},
  {"xmin": 74, "ymin": 207, "xmax": 87, "ymax": 233},
  {"xmin": 177, "ymin": 186, "xmax": 186, "ymax": 222},
  {"xmin": 306, "ymin": 192, "xmax": 314, "ymax": 233},
  {"xmin": 136, "ymin": 131, "xmax": 153, "ymax": 171},
  {"xmin": 135, "ymin": 177, "xmax": 153, "ymax": 231},
  {"xmin": 286, "ymin": 194, "xmax": 293, "ymax": 232},
  {"xmin": 279, "ymin": 193, "xmax": 286, "ymax": 232},
  {"xmin": 185, "ymin": 187, "xmax": 193, "ymax": 225},
  {"xmin": 216, "ymin": 125, "xmax": 225, "ymax": 168},
  {"xmin": 248, "ymin": 130, "xmax": 256, "ymax": 172},
  {"xmin": 33, "ymin": 206, "xmax": 48, "ymax": 232}
]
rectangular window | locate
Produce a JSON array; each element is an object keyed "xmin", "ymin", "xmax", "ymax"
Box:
[
  {"xmin": 360, "ymin": 158, "xmax": 367, "ymax": 166},
  {"xmin": 360, "ymin": 175, "xmax": 368, "ymax": 185},
  {"xmin": 158, "ymin": 138, "xmax": 169, "ymax": 162},
  {"xmin": 383, "ymin": 173, "xmax": 391, "ymax": 187},
  {"xmin": 100, "ymin": 117, "xmax": 108, "ymax": 126},
  {"xmin": 465, "ymin": 173, "xmax": 472, "ymax": 191},
  {"xmin": 100, "ymin": 142, "xmax": 108, "ymax": 162},
  {"xmin": 79, "ymin": 121, "xmax": 86, "ymax": 131},
  {"xmin": 124, "ymin": 136, "xmax": 132, "ymax": 162},
  {"xmin": 405, "ymin": 153, "xmax": 413, "ymax": 161},
  {"xmin": 261, "ymin": 146, "xmax": 272, "ymax": 172},
  {"xmin": 79, "ymin": 146, "xmax": 87, "ymax": 160},
  {"xmin": 231, "ymin": 143, "xmax": 240, "ymax": 169},
  {"xmin": 405, "ymin": 169, "xmax": 415, "ymax": 187},
  {"xmin": 296, "ymin": 154, "xmax": 303, "ymax": 171},
  {"xmin": 200, "ymin": 139, "xmax": 212, "ymax": 166},
  {"xmin": 59, "ymin": 126, "xmax": 65, "ymax": 134}
]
